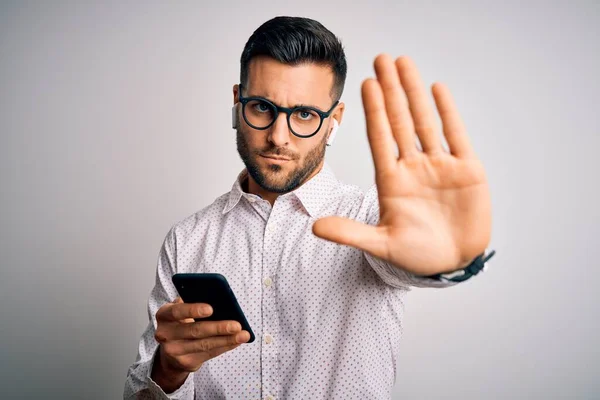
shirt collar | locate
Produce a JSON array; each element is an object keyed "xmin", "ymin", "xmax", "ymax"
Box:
[
  {"xmin": 222, "ymin": 169, "xmax": 248, "ymax": 215},
  {"xmin": 291, "ymin": 163, "xmax": 339, "ymax": 217},
  {"xmin": 222, "ymin": 163, "xmax": 339, "ymax": 218}
]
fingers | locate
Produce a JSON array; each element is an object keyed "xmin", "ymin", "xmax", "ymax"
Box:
[
  {"xmin": 171, "ymin": 320, "xmax": 243, "ymax": 341},
  {"xmin": 165, "ymin": 331, "xmax": 251, "ymax": 357},
  {"xmin": 176, "ymin": 343, "xmax": 242, "ymax": 372},
  {"xmin": 156, "ymin": 301, "xmax": 213, "ymax": 322},
  {"xmin": 395, "ymin": 56, "xmax": 443, "ymax": 154},
  {"xmin": 431, "ymin": 82, "xmax": 475, "ymax": 159},
  {"xmin": 373, "ymin": 54, "xmax": 418, "ymax": 158},
  {"xmin": 172, "ymin": 297, "xmax": 196, "ymax": 323},
  {"xmin": 154, "ymin": 300, "xmax": 252, "ymax": 375},
  {"xmin": 361, "ymin": 78, "xmax": 396, "ymax": 173}
]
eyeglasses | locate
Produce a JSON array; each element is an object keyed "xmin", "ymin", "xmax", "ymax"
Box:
[{"xmin": 237, "ymin": 84, "xmax": 339, "ymax": 138}]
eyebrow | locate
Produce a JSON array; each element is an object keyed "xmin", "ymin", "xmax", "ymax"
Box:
[{"xmin": 246, "ymin": 93, "xmax": 324, "ymax": 111}]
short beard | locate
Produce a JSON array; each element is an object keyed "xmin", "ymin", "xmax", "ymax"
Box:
[{"xmin": 236, "ymin": 127, "xmax": 328, "ymax": 194}]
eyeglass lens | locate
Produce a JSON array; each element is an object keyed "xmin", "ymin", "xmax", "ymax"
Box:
[{"xmin": 243, "ymin": 99, "xmax": 321, "ymax": 137}]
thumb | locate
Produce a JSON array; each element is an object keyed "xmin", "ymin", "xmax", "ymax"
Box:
[{"xmin": 312, "ymin": 216, "xmax": 389, "ymax": 260}]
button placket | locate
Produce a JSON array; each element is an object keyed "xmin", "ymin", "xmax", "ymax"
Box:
[{"xmin": 261, "ymin": 202, "xmax": 282, "ymax": 400}]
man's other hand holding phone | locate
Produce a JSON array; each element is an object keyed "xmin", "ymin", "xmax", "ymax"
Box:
[{"xmin": 150, "ymin": 298, "xmax": 251, "ymax": 394}]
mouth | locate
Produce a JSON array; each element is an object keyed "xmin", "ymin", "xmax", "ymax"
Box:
[{"xmin": 260, "ymin": 154, "xmax": 292, "ymax": 162}]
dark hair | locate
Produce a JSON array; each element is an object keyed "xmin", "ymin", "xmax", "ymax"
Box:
[{"xmin": 240, "ymin": 16, "xmax": 347, "ymax": 101}]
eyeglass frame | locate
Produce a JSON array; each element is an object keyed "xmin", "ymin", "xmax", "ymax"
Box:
[{"xmin": 237, "ymin": 83, "xmax": 339, "ymax": 139}]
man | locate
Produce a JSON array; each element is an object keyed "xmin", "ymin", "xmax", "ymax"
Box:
[{"xmin": 124, "ymin": 16, "xmax": 493, "ymax": 400}]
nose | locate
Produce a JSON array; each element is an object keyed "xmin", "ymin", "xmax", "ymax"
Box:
[{"xmin": 267, "ymin": 112, "xmax": 291, "ymax": 147}]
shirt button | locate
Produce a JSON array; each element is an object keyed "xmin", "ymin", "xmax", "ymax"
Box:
[
  {"xmin": 266, "ymin": 396, "xmax": 274, "ymax": 400},
  {"xmin": 263, "ymin": 277, "xmax": 272, "ymax": 287},
  {"xmin": 264, "ymin": 334, "xmax": 273, "ymax": 344},
  {"xmin": 267, "ymin": 224, "xmax": 275, "ymax": 233},
  {"xmin": 248, "ymin": 197, "xmax": 256, "ymax": 203}
]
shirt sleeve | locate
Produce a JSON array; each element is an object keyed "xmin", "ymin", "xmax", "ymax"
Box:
[
  {"xmin": 123, "ymin": 226, "xmax": 196, "ymax": 399},
  {"xmin": 359, "ymin": 184, "xmax": 461, "ymax": 289}
]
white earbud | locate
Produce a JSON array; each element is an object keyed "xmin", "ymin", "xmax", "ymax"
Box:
[
  {"xmin": 232, "ymin": 104, "xmax": 238, "ymax": 129},
  {"xmin": 327, "ymin": 119, "xmax": 339, "ymax": 146}
]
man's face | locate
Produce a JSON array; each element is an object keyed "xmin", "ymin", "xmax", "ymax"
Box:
[{"xmin": 234, "ymin": 56, "xmax": 343, "ymax": 194}]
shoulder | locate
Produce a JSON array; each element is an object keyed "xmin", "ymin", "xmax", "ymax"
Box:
[{"xmin": 166, "ymin": 192, "xmax": 230, "ymax": 244}]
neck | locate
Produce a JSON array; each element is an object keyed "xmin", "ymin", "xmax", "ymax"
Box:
[{"xmin": 246, "ymin": 177, "xmax": 278, "ymax": 206}]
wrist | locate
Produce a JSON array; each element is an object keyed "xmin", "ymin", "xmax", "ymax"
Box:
[
  {"xmin": 151, "ymin": 345, "xmax": 193, "ymax": 393},
  {"xmin": 424, "ymin": 250, "xmax": 496, "ymax": 283}
]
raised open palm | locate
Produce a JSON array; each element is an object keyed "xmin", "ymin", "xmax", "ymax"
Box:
[{"xmin": 312, "ymin": 54, "xmax": 492, "ymax": 276}]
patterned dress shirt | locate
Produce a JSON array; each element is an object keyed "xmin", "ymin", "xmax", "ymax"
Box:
[{"xmin": 124, "ymin": 163, "xmax": 463, "ymax": 400}]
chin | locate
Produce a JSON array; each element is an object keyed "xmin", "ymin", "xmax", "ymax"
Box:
[
  {"xmin": 262, "ymin": 165, "xmax": 294, "ymax": 185},
  {"xmin": 251, "ymin": 159, "xmax": 303, "ymax": 193}
]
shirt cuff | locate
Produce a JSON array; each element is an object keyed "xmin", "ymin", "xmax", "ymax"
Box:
[
  {"xmin": 146, "ymin": 350, "xmax": 195, "ymax": 400},
  {"xmin": 364, "ymin": 252, "xmax": 460, "ymax": 289}
]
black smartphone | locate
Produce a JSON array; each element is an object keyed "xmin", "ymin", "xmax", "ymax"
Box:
[{"xmin": 171, "ymin": 273, "xmax": 255, "ymax": 343}]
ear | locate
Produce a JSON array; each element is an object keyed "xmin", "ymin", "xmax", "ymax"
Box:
[{"xmin": 233, "ymin": 84, "xmax": 240, "ymax": 104}]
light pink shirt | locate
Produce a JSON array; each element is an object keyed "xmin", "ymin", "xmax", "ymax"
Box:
[{"xmin": 124, "ymin": 163, "xmax": 460, "ymax": 400}]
